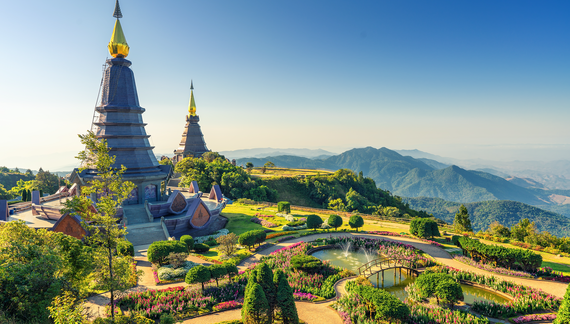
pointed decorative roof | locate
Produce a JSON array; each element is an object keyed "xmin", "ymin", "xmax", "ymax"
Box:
[
  {"xmin": 113, "ymin": 0, "xmax": 123, "ymax": 18},
  {"xmin": 108, "ymin": 0, "xmax": 129, "ymax": 58},
  {"xmin": 188, "ymin": 82, "xmax": 197, "ymax": 117}
]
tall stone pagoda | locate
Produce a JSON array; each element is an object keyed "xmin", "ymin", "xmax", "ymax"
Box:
[
  {"xmin": 71, "ymin": 0, "xmax": 170, "ymax": 204},
  {"xmin": 173, "ymin": 82, "xmax": 210, "ymax": 162}
]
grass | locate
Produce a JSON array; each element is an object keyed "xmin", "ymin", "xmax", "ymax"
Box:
[
  {"xmin": 249, "ymin": 167, "xmax": 333, "ymax": 178},
  {"xmin": 222, "ymin": 203, "xmax": 411, "ymax": 242}
]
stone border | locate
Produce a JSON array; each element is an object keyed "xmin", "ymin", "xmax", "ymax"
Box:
[{"xmin": 459, "ymin": 280, "xmax": 515, "ymax": 303}]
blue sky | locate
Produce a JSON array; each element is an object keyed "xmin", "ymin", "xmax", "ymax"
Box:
[{"xmin": 0, "ymin": 0, "xmax": 569, "ymax": 170}]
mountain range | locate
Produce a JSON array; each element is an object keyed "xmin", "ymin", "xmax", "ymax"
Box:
[{"xmin": 235, "ymin": 147, "xmax": 570, "ymax": 218}]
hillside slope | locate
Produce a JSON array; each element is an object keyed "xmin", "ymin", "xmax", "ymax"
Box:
[{"xmin": 403, "ymin": 197, "xmax": 570, "ymax": 237}]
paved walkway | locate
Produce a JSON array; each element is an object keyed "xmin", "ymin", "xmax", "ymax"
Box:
[{"xmin": 87, "ymin": 232, "xmax": 569, "ymax": 323}]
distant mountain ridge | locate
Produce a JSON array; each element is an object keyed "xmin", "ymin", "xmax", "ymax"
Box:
[
  {"xmin": 403, "ymin": 197, "xmax": 570, "ymax": 237},
  {"xmin": 220, "ymin": 148, "xmax": 336, "ymax": 160},
  {"xmin": 236, "ymin": 146, "xmax": 567, "ymax": 207}
]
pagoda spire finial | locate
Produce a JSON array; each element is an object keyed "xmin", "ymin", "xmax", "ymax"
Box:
[
  {"xmin": 108, "ymin": 0, "xmax": 129, "ymax": 58},
  {"xmin": 188, "ymin": 82, "xmax": 197, "ymax": 117},
  {"xmin": 113, "ymin": 0, "xmax": 123, "ymax": 18}
]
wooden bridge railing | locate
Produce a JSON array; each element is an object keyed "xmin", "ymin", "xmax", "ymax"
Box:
[{"xmin": 358, "ymin": 257, "xmax": 418, "ymax": 277}]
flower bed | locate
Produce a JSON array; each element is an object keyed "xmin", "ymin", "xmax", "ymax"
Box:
[
  {"xmin": 266, "ymin": 231, "xmax": 296, "ymax": 240},
  {"xmin": 367, "ymin": 230, "xmax": 403, "ymax": 237},
  {"xmin": 408, "ymin": 303, "xmax": 490, "ymax": 324},
  {"xmin": 535, "ymin": 266, "xmax": 570, "ymax": 283},
  {"xmin": 116, "ymin": 278, "xmax": 248, "ymax": 320},
  {"xmin": 427, "ymin": 265, "xmax": 562, "ymax": 318},
  {"xmin": 261, "ymin": 241, "xmax": 352, "ymax": 299},
  {"xmin": 276, "ymin": 236, "xmax": 296, "ymax": 243},
  {"xmin": 453, "ymin": 255, "xmax": 534, "ymax": 278},
  {"xmin": 193, "ymin": 254, "xmax": 223, "ymax": 265},
  {"xmin": 254, "ymin": 213, "xmax": 275, "ymax": 218},
  {"xmin": 293, "ymin": 291, "xmax": 318, "ymax": 301},
  {"xmin": 250, "ymin": 217, "xmax": 278, "ymax": 228},
  {"xmin": 194, "ymin": 229, "xmax": 230, "ymax": 244},
  {"xmin": 157, "ymin": 261, "xmax": 200, "ymax": 281},
  {"xmin": 512, "ymin": 313, "xmax": 557, "ymax": 323},
  {"xmin": 213, "ymin": 299, "xmax": 243, "ymax": 312}
]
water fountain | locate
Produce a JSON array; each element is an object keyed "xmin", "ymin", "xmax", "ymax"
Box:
[
  {"xmin": 339, "ymin": 241, "xmax": 352, "ymax": 258},
  {"xmin": 359, "ymin": 247, "xmax": 377, "ymax": 262}
]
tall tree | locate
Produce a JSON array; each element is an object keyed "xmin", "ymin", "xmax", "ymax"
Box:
[
  {"xmin": 453, "ymin": 205, "xmax": 473, "ymax": 233},
  {"xmin": 35, "ymin": 168, "xmax": 60, "ymax": 194},
  {"xmin": 62, "ymin": 132, "xmax": 137, "ymax": 322}
]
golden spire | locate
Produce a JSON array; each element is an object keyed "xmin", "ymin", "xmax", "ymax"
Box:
[
  {"xmin": 108, "ymin": 0, "xmax": 130, "ymax": 58},
  {"xmin": 188, "ymin": 81, "xmax": 197, "ymax": 117}
]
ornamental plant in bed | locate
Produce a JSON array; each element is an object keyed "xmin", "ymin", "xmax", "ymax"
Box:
[
  {"xmin": 115, "ymin": 277, "xmax": 248, "ymax": 320},
  {"xmin": 250, "ymin": 217, "xmax": 278, "ymax": 228},
  {"xmin": 452, "ymin": 255, "xmax": 534, "ymax": 278},
  {"xmin": 260, "ymin": 242, "xmax": 352, "ymax": 299}
]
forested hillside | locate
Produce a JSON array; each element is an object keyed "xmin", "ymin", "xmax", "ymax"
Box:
[
  {"xmin": 236, "ymin": 147, "xmax": 553, "ymax": 205},
  {"xmin": 403, "ymin": 197, "xmax": 570, "ymax": 237}
]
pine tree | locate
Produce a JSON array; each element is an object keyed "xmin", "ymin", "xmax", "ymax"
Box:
[
  {"xmin": 454, "ymin": 205, "xmax": 473, "ymax": 233},
  {"xmin": 256, "ymin": 263, "xmax": 276, "ymax": 322},
  {"xmin": 242, "ymin": 282, "xmax": 271, "ymax": 324},
  {"xmin": 274, "ymin": 269, "xmax": 299, "ymax": 324}
]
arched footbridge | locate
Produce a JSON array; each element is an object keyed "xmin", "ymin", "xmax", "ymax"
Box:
[{"xmin": 357, "ymin": 257, "xmax": 421, "ymax": 278}]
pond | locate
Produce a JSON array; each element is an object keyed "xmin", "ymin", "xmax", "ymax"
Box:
[{"xmin": 311, "ymin": 248, "xmax": 510, "ymax": 304}]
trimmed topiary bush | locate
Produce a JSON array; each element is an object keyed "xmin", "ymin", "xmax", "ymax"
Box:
[
  {"xmin": 224, "ymin": 262, "xmax": 239, "ymax": 282},
  {"xmin": 147, "ymin": 240, "xmax": 187, "ymax": 265},
  {"xmin": 277, "ymin": 201, "xmax": 291, "ymax": 214},
  {"xmin": 410, "ymin": 218, "xmax": 440, "ymax": 239},
  {"xmin": 185, "ymin": 264, "xmax": 211, "ymax": 291},
  {"xmin": 180, "ymin": 235, "xmax": 194, "ymax": 252},
  {"xmin": 286, "ymin": 220, "xmax": 306, "ymax": 227},
  {"xmin": 242, "ymin": 282, "xmax": 271, "ymax": 324},
  {"xmin": 290, "ymin": 255, "xmax": 322, "ymax": 272},
  {"xmin": 352, "ymin": 285, "xmax": 410, "ymax": 322},
  {"xmin": 275, "ymin": 269, "xmax": 299, "ymax": 324},
  {"xmin": 117, "ymin": 240, "xmax": 134, "ymax": 257},
  {"xmin": 209, "ymin": 264, "xmax": 228, "ymax": 286},
  {"xmin": 555, "ymin": 283, "xmax": 570, "ymax": 324},
  {"xmin": 306, "ymin": 215, "xmax": 323, "ymax": 231},
  {"xmin": 327, "ymin": 214, "xmax": 343, "ymax": 230},
  {"xmin": 349, "ymin": 215, "xmax": 364, "ymax": 231},
  {"xmin": 193, "ymin": 243, "xmax": 210, "ymax": 253}
]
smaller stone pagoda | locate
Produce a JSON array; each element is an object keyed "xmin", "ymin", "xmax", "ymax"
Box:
[{"xmin": 173, "ymin": 82, "xmax": 210, "ymax": 162}]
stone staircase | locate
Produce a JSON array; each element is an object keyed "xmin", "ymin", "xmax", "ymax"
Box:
[
  {"xmin": 125, "ymin": 222, "xmax": 167, "ymax": 246},
  {"xmin": 123, "ymin": 205, "xmax": 150, "ymax": 225}
]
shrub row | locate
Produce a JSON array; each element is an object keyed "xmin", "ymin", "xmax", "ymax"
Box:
[
  {"xmin": 238, "ymin": 230, "xmax": 266, "ymax": 250},
  {"xmin": 147, "ymin": 241, "xmax": 187, "ymax": 265},
  {"xmin": 457, "ymin": 237, "xmax": 542, "ymax": 272}
]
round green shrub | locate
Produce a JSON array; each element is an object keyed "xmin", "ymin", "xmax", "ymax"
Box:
[
  {"xmin": 147, "ymin": 240, "xmax": 187, "ymax": 265},
  {"xmin": 185, "ymin": 264, "xmax": 211, "ymax": 291},
  {"xmin": 193, "ymin": 243, "xmax": 210, "ymax": 253},
  {"xmin": 290, "ymin": 255, "xmax": 322, "ymax": 272},
  {"xmin": 277, "ymin": 201, "xmax": 291, "ymax": 214},
  {"xmin": 348, "ymin": 215, "xmax": 364, "ymax": 231},
  {"xmin": 117, "ymin": 240, "xmax": 134, "ymax": 257},
  {"xmin": 327, "ymin": 214, "xmax": 343, "ymax": 230},
  {"xmin": 306, "ymin": 215, "xmax": 323, "ymax": 231},
  {"xmin": 180, "ymin": 235, "xmax": 194, "ymax": 252},
  {"xmin": 210, "ymin": 264, "xmax": 228, "ymax": 286}
]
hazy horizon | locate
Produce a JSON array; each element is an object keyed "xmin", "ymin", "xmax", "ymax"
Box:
[{"xmin": 1, "ymin": 0, "xmax": 568, "ymax": 171}]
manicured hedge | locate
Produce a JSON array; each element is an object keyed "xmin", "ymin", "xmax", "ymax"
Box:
[
  {"xmin": 554, "ymin": 283, "xmax": 570, "ymax": 324},
  {"xmin": 193, "ymin": 243, "xmax": 210, "ymax": 253},
  {"xmin": 458, "ymin": 237, "xmax": 542, "ymax": 272},
  {"xmin": 277, "ymin": 201, "xmax": 291, "ymax": 214},
  {"xmin": 117, "ymin": 240, "xmax": 134, "ymax": 257},
  {"xmin": 349, "ymin": 215, "xmax": 364, "ymax": 231},
  {"xmin": 239, "ymin": 230, "xmax": 267, "ymax": 249},
  {"xmin": 147, "ymin": 240, "xmax": 187, "ymax": 265},
  {"xmin": 327, "ymin": 214, "xmax": 343, "ymax": 230},
  {"xmin": 352, "ymin": 285, "xmax": 409, "ymax": 322},
  {"xmin": 286, "ymin": 220, "xmax": 306, "ymax": 227},
  {"xmin": 306, "ymin": 215, "xmax": 323, "ymax": 231},
  {"xmin": 180, "ymin": 235, "xmax": 194, "ymax": 252},
  {"xmin": 410, "ymin": 218, "xmax": 440, "ymax": 239},
  {"xmin": 290, "ymin": 255, "xmax": 322, "ymax": 272}
]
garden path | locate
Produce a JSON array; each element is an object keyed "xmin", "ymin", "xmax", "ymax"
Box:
[
  {"xmin": 86, "ymin": 232, "xmax": 568, "ymax": 322},
  {"xmin": 238, "ymin": 233, "xmax": 569, "ymax": 298},
  {"xmin": 181, "ymin": 302, "xmax": 342, "ymax": 324}
]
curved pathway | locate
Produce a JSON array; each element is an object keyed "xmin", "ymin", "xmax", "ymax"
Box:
[
  {"xmin": 238, "ymin": 233, "xmax": 569, "ymax": 298},
  {"xmin": 88, "ymin": 232, "xmax": 569, "ymax": 323}
]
